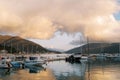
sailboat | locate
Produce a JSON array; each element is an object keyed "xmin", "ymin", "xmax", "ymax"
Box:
[
  {"xmin": 96, "ymin": 43, "xmax": 106, "ymax": 60},
  {"xmin": 0, "ymin": 41, "xmax": 12, "ymax": 69},
  {"xmin": 80, "ymin": 37, "xmax": 88, "ymax": 63},
  {"xmin": 114, "ymin": 43, "xmax": 120, "ymax": 61}
]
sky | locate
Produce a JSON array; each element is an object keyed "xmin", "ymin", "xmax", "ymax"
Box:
[
  {"xmin": 29, "ymin": 32, "xmax": 83, "ymax": 51},
  {"xmin": 0, "ymin": 0, "xmax": 120, "ymax": 51}
]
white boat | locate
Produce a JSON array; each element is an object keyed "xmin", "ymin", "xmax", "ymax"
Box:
[
  {"xmin": 0, "ymin": 57, "xmax": 12, "ymax": 69},
  {"xmin": 96, "ymin": 54, "xmax": 106, "ymax": 60},
  {"xmin": 80, "ymin": 56, "xmax": 88, "ymax": 63},
  {"xmin": 10, "ymin": 55, "xmax": 26, "ymax": 68},
  {"xmin": 24, "ymin": 56, "xmax": 46, "ymax": 66}
]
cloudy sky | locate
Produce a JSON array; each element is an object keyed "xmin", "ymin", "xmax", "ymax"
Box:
[{"xmin": 0, "ymin": 0, "xmax": 120, "ymax": 51}]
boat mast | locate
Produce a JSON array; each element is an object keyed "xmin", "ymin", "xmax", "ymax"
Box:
[
  {"xmin": 31, "ymin": 45, "xmax": 33, "ymax": 53},
  {"xmin": 4, "ymin": 42, "xmax": 5, "ymax": 50},
  {"xmin": 118, "ymin": 43, "xmax": 120, "ymax": 56},
  {"xmin": 87, "ymin": 37, "xmax": 89, "ymax": 56},
  {"xmin": 27, "ymin": 45, "xmax": 29, "ymax": 54},
  {"xmin": 80, "ymin": 36, "xmax": 82, "ymax": 53},
  {"xmin": 87, "ymin": 37, "xmax": 90, "ymax": 80},
  {"xmin": 36, "ymin": 46, "xmax": 38, "ymax": 53},
  {"xmin": 11, "ymin": 40, "xmax": 12, "ymax": 53},
  {"xmin": 22, "ymin": 44, "xmax": 24, "ymax": 54},
  {"xmin": 100, "ymin": 43, "xmax": 103, "ymax": 55},
  {"xmin": 16, "ymin": 43, "xmax": 18, "ymax": 53}
]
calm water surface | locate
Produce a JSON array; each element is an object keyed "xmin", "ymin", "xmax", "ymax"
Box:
[{"xmin": 0, "ymin": 60, "xmax": 120, "ymax": 80}]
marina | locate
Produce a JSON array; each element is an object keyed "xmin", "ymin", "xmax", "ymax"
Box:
[
  {"xmin": 0, "ymin": 53, "xmax": 120, "ymax": 80},
  {"xmin": 0, "ymin": 53, "xmax": 69, "ymax": 69},
  {"xmin": 0, "ymin": 57, "xmax": 120, "ymax": 80},
  {"xmin": 1, "ymin": 0, "xmax": 120, "ymax": 80}
]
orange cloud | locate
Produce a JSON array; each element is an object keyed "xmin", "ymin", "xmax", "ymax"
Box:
[{"xmin": 0, "ymin": 0, "xmax": 120, "ymax": 42}]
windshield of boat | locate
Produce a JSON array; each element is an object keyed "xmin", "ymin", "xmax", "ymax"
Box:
[{"xmin": 29, "ymin": 57, "xmax": 38, "ymax": 60}]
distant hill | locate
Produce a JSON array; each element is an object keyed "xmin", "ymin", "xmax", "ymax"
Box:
[
  {"xmin": 47, "ymin": 48, "xmax": 63, "ymax": 53},
  {"xmin": 0, "ymin": 35, "xmax": 49, "ymax": 53},
  {"xmin": 65, "ymin": 43, "xmax": 120, "ymax": 54}
]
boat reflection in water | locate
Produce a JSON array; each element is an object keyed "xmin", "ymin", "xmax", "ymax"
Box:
[
  {"xmin": 0, "ymin": 59, "xmax": 120, "ymax": 80},
  {"xmin": 47, "ymin": 60, "xmax": 120, "ymax": 80},
  {"xmin": 27, "ymin": 65, "xmax": 45, "ymax": 73},
  {"xmin": 47, "ymin": 60, "xmax": 87, "ymax": 80},
  {"xmin": 0, "ymin": 68, "xmax": 56, "ymax": 80},
  {"xmin": 0, "ymin": 69, "xmax": 11, "ymax": 77}
]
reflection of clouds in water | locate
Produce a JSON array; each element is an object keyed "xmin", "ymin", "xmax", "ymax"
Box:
[
  {"xmin": 81, "ymin": 63, "xmax": 87, "ymax": 76},
  {"xmin": 47, "ymin": 60, "xmax": 87, "ymax": 79},
  {"xmin": 0, "ymin": 59, "xmax": 120, "ymax": 80},
  {"xmin": 47, "ymin": 60, "xmax": 120, "ymax": 80}
]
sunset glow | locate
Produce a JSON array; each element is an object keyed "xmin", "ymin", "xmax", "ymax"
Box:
[{"xmin": 0, "ymin": 0, "xmax": 120, "ymax": 50}]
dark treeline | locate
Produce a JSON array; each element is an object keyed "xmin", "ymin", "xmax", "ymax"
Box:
[{"xmin": 66, "ymin": 43, "xmax": 120, "ymax": 54}]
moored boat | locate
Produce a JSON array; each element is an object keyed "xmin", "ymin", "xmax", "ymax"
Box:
[
  {"xmin": 80, "ymin": 56, "xmax": 88, "ymax": 63},
  {"xmin": 0, "ymin": 57, "xmax": 12, "ymax": 69},
  {"xmin": 66, "ymin": 53, "xmax": 82, "ymax": 62},
  {"xmin": 24, "ymin": 56, "xmax": 46, "ymax": 67},
  {"xmin": 10, "ymin": 55, "xmax": 26, "ymax": 68}
]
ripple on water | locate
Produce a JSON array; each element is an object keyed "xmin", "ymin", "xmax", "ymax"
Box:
[{"xmin": 0, "ymin": 60, "xmax": 120, "ymax": 80}]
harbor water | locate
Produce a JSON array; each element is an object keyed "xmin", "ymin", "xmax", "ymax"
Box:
[{"xmin": 0, "ymin": 60, "xmax": 120, "ymax": 80}]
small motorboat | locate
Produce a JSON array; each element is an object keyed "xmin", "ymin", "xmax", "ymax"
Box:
[
  {"xmin": 10, "ymin": 55, "xmax": 26, "ymax": 68},
  {"xmin": 0, "ymin": 57, "xmax": 12, "ymax": 69},
  {"xmin": 24, "ymin": 56, "xmax": 45, "ymax": 67},
  {"xmin": 80, "ymin": 56, "xmax": 88, "ymax": 63}
]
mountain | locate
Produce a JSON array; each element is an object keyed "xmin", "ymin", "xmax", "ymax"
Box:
[
  {"xmin": 47, "ymin": 48, "xmax": 64, "ymax": 53},
  {"xmin": 65, "ymin": 43, "xmax": 120, "ymax": 54},
  {"xmin": 0, "ymin": 35, "xmax": 49, "ymax": 53}
]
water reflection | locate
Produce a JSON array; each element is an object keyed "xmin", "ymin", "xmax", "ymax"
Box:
[
  {"xmin": 0, "ymin": 69, "xmax": 11, "ymax": 77},
  {"xmin": 26, "ymin": 65, "xmax": 45, "ymax": 73},
  {"xmin": 0, "ymin": 60, "xmax": 120, "ymax": 80},
  {"xmin": 86, "ymin": 60, "xmax": 120, "ymax": 80},
  {"xmin": 47, "ymin": 60, "xmax": 120, "ymax": 80},
  {"xmin": 47, "ymin": 61, "xmax": 87, "ymax": 80},
  {"xmin": 0, "ymin": 68, "xmax": 55, "ymax": 80}
]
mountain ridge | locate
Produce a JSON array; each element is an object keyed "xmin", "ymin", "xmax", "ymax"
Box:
[
  {"xmin": 65, "ymin": 43, "xmax": 120, "ymax": 54},
  {"xmin": 0, "ymin": 35, "xmax": 49, "ymax": 53}
]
